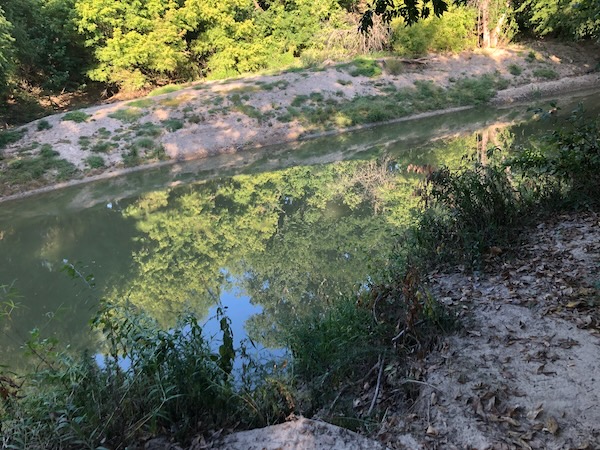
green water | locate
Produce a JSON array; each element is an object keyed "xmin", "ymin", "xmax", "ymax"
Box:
[{"xmin": 1, "ymin": 92, "xmax": 598, "ymax": 368}]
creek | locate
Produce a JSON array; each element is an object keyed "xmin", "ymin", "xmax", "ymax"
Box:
[{"xmin": 1, "ymin": 91, "xmax": 599, "ymax": 370}]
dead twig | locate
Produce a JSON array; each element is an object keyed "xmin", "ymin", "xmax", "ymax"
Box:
[{"xmin": 367, "ymin": 354, "xmax": 385, "ymax": 416}]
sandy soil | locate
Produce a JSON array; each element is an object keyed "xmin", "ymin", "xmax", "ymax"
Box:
[{"xmin": 1, "ymin": 40, "xmax": 599, "ymax": 200}]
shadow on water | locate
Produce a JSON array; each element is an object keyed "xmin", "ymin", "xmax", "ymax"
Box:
[{"xmin": 1, "ymin": 90, "xmax": 598, "ymax": 370}]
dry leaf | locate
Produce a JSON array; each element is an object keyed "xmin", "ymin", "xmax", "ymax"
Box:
[
  {"xmin": 527, "ymin": 405, "xmax": 544, "ymax": 420},
  {"xmin": 544, "ymin": 416, "xmax": 559, "ymax": 435},
  {"xmin": 426, "ymin": 425, "xmax": 438, "ymax": 436}
]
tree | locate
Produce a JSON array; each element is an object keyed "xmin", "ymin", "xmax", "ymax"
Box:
[
  {"xmin": 1, "ymin": 0, "xmax": 89, "ymax": 90},
  {"xmin": 518, "ymin": 0, "xmax": 600, "ymax": 40},
  {"xmin": 0, "ymin": 6, "xmax": 14, "ymax": 97},
  {"xmin": 359, "ymin": 0, "xmax": 467, "ymax": 32}
]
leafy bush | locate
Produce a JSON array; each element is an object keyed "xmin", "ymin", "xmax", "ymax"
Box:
[
  {"xmin": 391, "ymin": 6, "xmax": 478, "ymax": 57},
  {"xmin": 1, "ymin": 303, "xmax": 240, "ymax": 448},
  {"xmin": 508, "ymin": 107, "xmax": 600, "ymax": 206},
  {"xmin": 415, "ymin": 159, "xmax": 521, "ymax": 266},
  {"xmin": 36, "ymin": 120, "xmax": 52, "ymax": 131}
]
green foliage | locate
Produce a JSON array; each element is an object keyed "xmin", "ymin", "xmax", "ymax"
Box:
[
  {"xmin": 36, "ymin": 119, "xmax": 52, "ymax": 131},
  {"xmin": 61, "ymin": 111, "xmax": 90, "ymax": 123},
  {"xmin": 519, "ymin": 0, "xmax": 600, "ymax": 40},
  {"xmin": 90, "ymin": 141, "xmax": 115, "ymax": 153},
  {"xmin": 161, "ymin": 119, "xmax": 184, "ymax": 131},
  {"xmin": 109, "ymin": 108, "xmax": 146, "ymax": 123},
  {"xmin": 508, "ymin": 107, "xmax": 600, "ymax": 206},
  {"xmin": 75, "ymin": 0, "xmax": 345, "ymax": 89},
  {"xmin": 0, "ymin": 128, "xmax": 25, "ymax": 149},
  {"xmin": 532, "ymin": 67, "xmax": 559, "ymax": 79},
  {"xmin": 148, "ymin": 85, "xmax": 184, "ymax": 97},
  {"xmin": 415, "ymin": 159, "xmax": 520, "ymax": 266},
  {"xmin": 0, "ymin": 7, "xmax": 15, "ymax": 97},
  {"xmin": 85, "ymin": 155, "xmax": 105, "ymax": 168},
  {"xmin": 391, "ymin": 6, "xmax": 478, "ymax": 57},
  {"xmin": 347, "ymin": 58, "xmax": 382, "ymax": 77},
  {"xmin": 508, "ymin": 64, "xmax": 523, "ymax": 76},
  {"xmin": 2, "ymin": 0, "xmax": 90, "ymax": 91},
  {"xmin": 3, "ymin": 146, "xmax": 78, "ymax": 185},
  {"xmin": 128, "ymin": 98, "xmax": 154, "ymax": 108}
]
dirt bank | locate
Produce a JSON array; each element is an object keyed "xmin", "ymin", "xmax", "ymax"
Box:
[{"xmin": 1, "ymin": 40, "xmax": 599, "ymax": 202}]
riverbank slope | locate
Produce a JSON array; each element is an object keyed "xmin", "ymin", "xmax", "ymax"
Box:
[{"xmin": 1, "ymin": 40, "xmax": 599, "ymax": 201}]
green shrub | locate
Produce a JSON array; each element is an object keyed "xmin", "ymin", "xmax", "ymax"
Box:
[
  {"xmin": 85, "ymin": 155, "xmax": 105, "ymax": 168},
  {"xmin": 134, "ymin": 122, "xmax": 163, "ymax": 137},
  {"xmin": 384, "ymin": 59, "xmax": 404, "ymax": 75},
  {"xmin": 36, "ymin": 120, "xmax": 53, "ymax": 131},
  {"xmin": 508, "ymin": 64, "xmax": 523, "ymax": 76},
  {"xmin": 62, "ymin": 111, "xmax": 90, "ymax": 123},
  {"xmin": 0, "ymin": 129, "xmax": 26, "ymax": 149},
  {"xmin": 415, "ymin": 160, "xmax": 521, "ymax": 266},
  {"xmin": 347, "ymin": 58, "xmax": 382, "ymax": 77},
  {"xmin": 109, "ymin": 108, "xmax": 146, "ymax": 123},
  {"xmin": 391, "ymin": 6, "xmax": 478, "ymax": 57},
  {"xmin": 532, "ymin": 68, "xmax": 559, "ymax": 79},
  {"xmin": 161, "ymin": 119, "xmax": 184, "ymax": 132},
  {"xmin": 90, "ymin": 141, "xmax": 116, "ymax": 153}
]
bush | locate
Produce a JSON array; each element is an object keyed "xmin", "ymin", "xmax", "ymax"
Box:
[
  {"xmin": 85, "ymin": 155, "xmax": 105, "ymax": 168},
  {"xmin": 391, "ymin": 6, "xmax": 478, "ymax": 57}
]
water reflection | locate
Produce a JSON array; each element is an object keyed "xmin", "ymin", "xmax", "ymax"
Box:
[{"xmin": 1, "ymin": 94, "xmax": 598, "ymax": 368}]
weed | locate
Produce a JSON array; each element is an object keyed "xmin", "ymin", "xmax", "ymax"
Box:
[
  {"xmin": 256, "ymin": 80, "xmax": 289, "ymax": 91},
  {"xmin": 85, "ymin": 155, "xmax": 105, "ymax": 169},
  {"xmin": 93, "ymin": 128, "xmax": 109, "ymax": 139},
  {"xmin": 526, "ymin": 50, "xmax": 537, "ymax": 63},
  {"xmin": 122, "ymin": 147, "xmax": 141, "ymax": 167},
  {"xmin": 62, "ymin": 111, "xmax": 90, "ymax": 123},
  {"xmin": 78, "ymin": 136, "xmax": 92, "ymax": 149},
  {"xmin": 90, "ymin": 141, "xmax": 116, "ymax": 153},
  {"xmin": 187, "ymin": 114, "xmax": 205, "ymax": 124},
  {"xmin": 133, "ymin": 137, "xmax": 155, "ymax": 149},
  {"xmin": 36, "ymin": 119, "xmax": 52, "ymax": 131},
  {"xmin": 159, "ymin": 95, "xmax": 190, "ymax": 108},
  {"xmin": 532, "ymin": 68, "xmax": 559, "ymax": 80},
  {"xmin": 4, "ymin": 146, "xmax": 78, "ymax": 185},
  {"xmin": 134, "ymin": 122, "xmax": 163, "ymax": 137},
  {"xmin": 148, "ymin": 84, "xmax": 184, "ymax": 97},
  {"xmin": 291, "ymin": 95, "xmax": 309, "ymax": 107},
  {"xmin": 508, "ymin": 64, "xmax": 523, "ymax": 76},
  {"xmin": 384, "ymin": 59, "xmax": 404, "ymax": 75},
  {"xmin": 161, "ymin": 119, "xmax": 184, "ymax": 132},
  {"xmin": 128, "ymin": 99, "xmax": 154, "ymax": 108},
  {"xmin": 109, "ymin": 108, "xmax": 146, "ymax": 123},
  {"xmin": 337, "ymin": 79, "xmax": 352, "ymax": 86},
  {"xmin": 347, "ymin": 58, "xmax": 382, "ymax": 77},
  {"xmin": 0, "ymin": 129, "xmax": 26, "ymax": 149}
]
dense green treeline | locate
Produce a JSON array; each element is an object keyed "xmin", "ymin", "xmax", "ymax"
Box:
[{"xmin": 0, "ymin": 0, "xmax": 598, "ymax": 110}]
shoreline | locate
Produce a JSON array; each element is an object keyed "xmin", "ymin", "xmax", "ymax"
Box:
[{"xmin": 1, "ymin": 43, "xmax": 599, "ymax": 203}]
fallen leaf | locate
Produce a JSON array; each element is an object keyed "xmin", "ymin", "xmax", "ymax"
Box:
[
  {"xmin": 426, "ymin": 425, "xmax": 438, "ymax": 436},
  {"xmin": 527, "ymin": 405, "xmax": 544, "ymax": 420},
  {"xmin": 544, "ymin": 416, "xmax": 559, "ymax": 435}
]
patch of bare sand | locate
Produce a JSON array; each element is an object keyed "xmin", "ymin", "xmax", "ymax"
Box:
[{"xmin": 385, "ymin": 212, "xmax": 600, "ymax": 450}]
